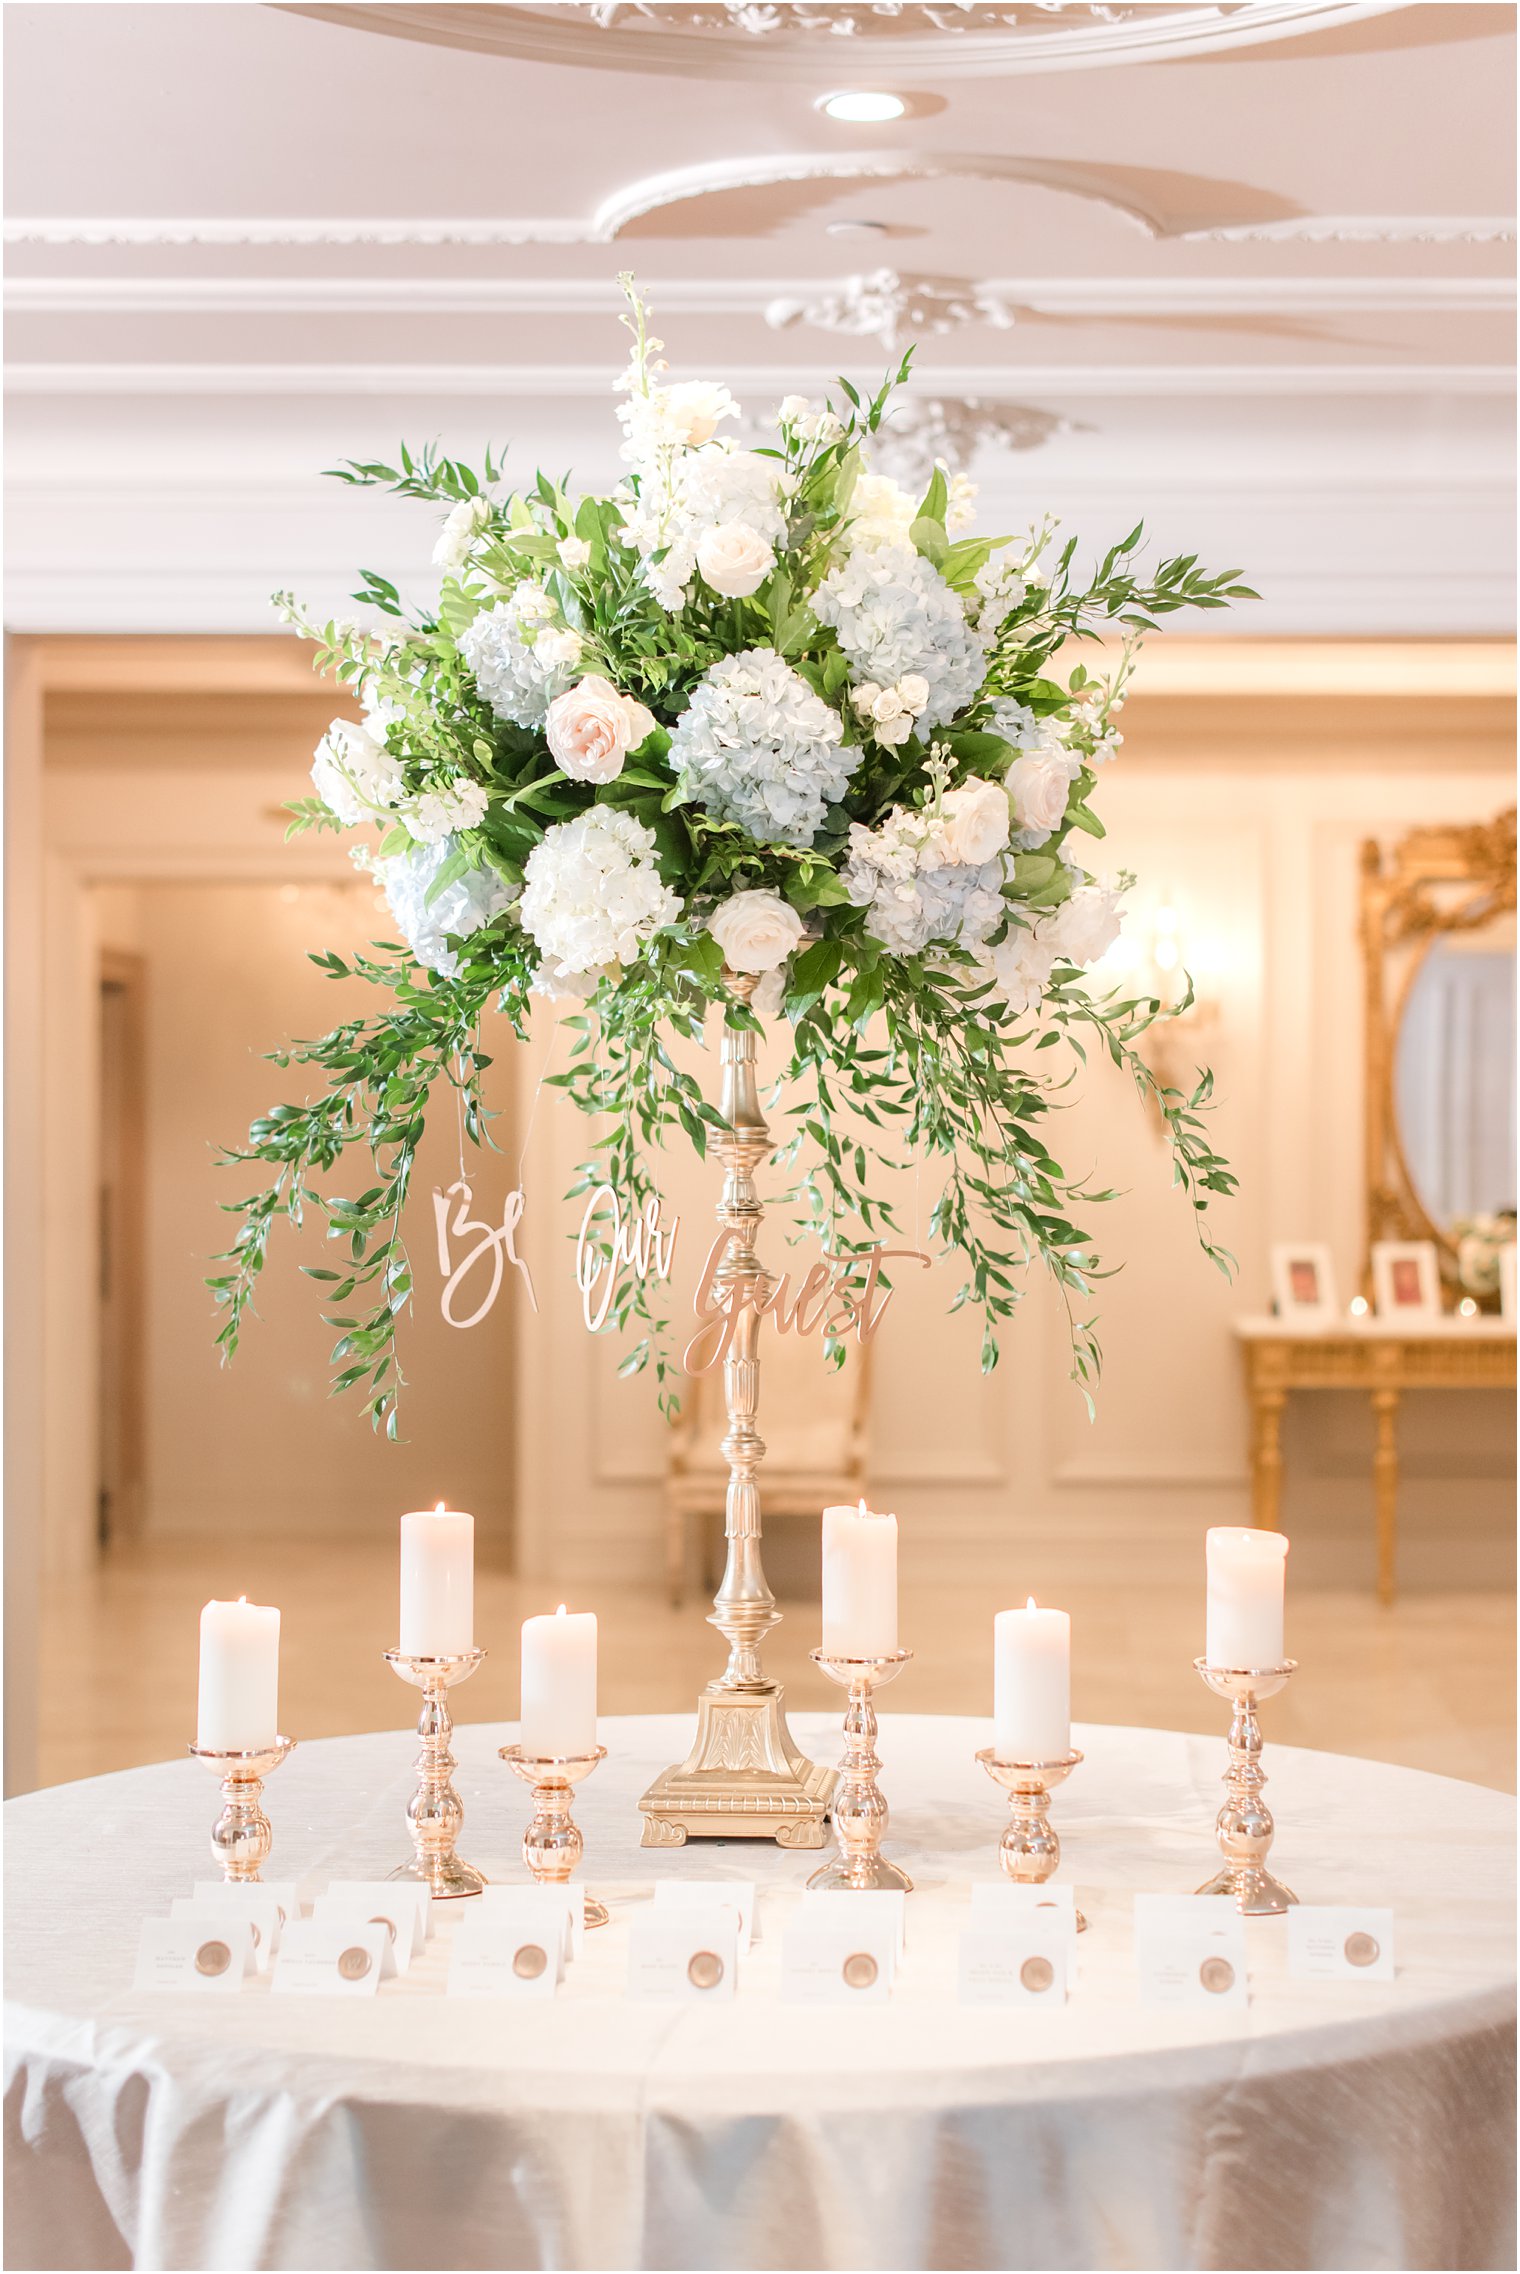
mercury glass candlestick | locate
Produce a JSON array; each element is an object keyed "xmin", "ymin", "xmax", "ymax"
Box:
[
  {"xmin": 384, "ymin": 1647, "xmax": 487, "ymax": 1899},
  {"xmin": 499, "ymin": 1743, "xmax": 610, "ymax": 1929},
  {"xmin": 1193, "ymin": 1657, "xmax": 1298, "ymax": 1914},
  {"xmin": 187, "ymin": 1735, "xmax": 296, "ymax": 1883},
  {"xmin": 975, "ymin": 1747, "xmax": 1087, "ymax": 1930},
  {"xmin": 806, "ymin": 1648, "xmax": 913, "ymax": 1892}
]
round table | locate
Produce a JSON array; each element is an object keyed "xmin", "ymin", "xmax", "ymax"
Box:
[{"xmin": 4, "ymin": 1714, "xmax": 1514, "ymax": 2272}]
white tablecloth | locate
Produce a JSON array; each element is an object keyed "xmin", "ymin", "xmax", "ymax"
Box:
[{"xmin": 4, "ymin": 1714, "xmax": 1514, "ymax": 2273}]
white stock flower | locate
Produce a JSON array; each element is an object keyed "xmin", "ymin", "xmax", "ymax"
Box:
[
  {"xmin": 380, "ymin": 838, "xmax": 512, "ymax": 978},
  {"xmin": 938, "ymin": 778, "xmax": 1011, "ymax": 867},
  {"xmin": 403, "ymin": 780, "xmax": 490, "ymax": 845},
  {"xmin": 667, "ymin": 647, "xmax": 857, "ymax": 848},
  {"xmin": 814, "ymin": 544, "xmax": 984, "ymax": 732},
  {"xmin": 544, "ymin": 675, "xmax": 657, "ymax": 785},
  {"xmin": 847, "ymin": 472, "xmax": 917, "ymax": 550},
  {"xmin": 557, "ymin": 536, "xmax": 592, "ymax": 571},
  {"xmin": 459, "ymin": 584, "xmax": 584, "ymax": 728},
  {"xmin": 519, "ymin": 808, "xmax": 680, "ymax": 974},
  {"xmin": 1044, "ymin": 880, "xmax": 1123, "ymax": 968},
  {"xmin": 944, "ymin": 466, "xmax": 978, "ymax": 537},
  {"xmin": 432, "ymin": 494, "xmax": 491, "ymax": 570},
  {"xmin": 696, "ymin": 520, "xmax": 776, "ymax": 599},
  {"xmin": 622, "ymin": 445, "xmax": 788, "ymax": 614},
  {"xmin": 775, "ymin": 395, "xmax": 844, "ymax": 446},
  {"xmin": 617, "ymin": 378, "xmax": 738, "ymax": 467},
  {"xmin": 705, "ymin": 888, "xmax": 805, "ymax": 974},
  {"xmin": 311, "ymin": 717, "xmax": 404, "ymax": 825}
]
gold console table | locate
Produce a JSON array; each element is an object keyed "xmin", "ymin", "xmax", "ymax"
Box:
[{"xmin": 1235, "ymin": 1317, "xmax": 1516, "ymax": 1605}]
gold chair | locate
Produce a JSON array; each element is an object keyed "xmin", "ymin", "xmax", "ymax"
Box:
[{"xmin": 665, "ymin": 1331, "xmax": 870, "ymax": 1606}]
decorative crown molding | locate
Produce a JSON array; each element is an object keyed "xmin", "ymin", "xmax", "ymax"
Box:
[
  {"xmin": 869, "ymin": 396, "xmax": 1086, "ymax": 483},
  {"xmin": 765, "ymin": 270, "xmax": 1020, "ymax": 349}
]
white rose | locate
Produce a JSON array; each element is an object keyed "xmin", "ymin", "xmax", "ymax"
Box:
[
  {"xmin": 557, "ymin": 536, "xmax": 591, "ymax": 571},
  {"xmin": 667, "ymin": 380, "xmax": 737, "ymax": 448},
  {"xmin": 939, "ymin": 778, "xmax": 1011, "ymax": 867},
  {"xmin": 1046, "ymin": 881, "xmax": 1122, "ymax": 967},
  {"xmin": 897, "ymin": 673, "xmax": 931, "ymax": 716},
  {"xmin": 696, "ymin": 520, "xmax": 776, "ymax": 600},
  {"xmin": 545, "ymin": 675, "xmax": 658, "ymax": 785},
  {"xmin": 432, "ymin": 494, "xmax": 490, "ymax": 569},
  {"xmin": 706, "ymin": 888, "xmax": 806, "ymax": 974},
  {"xmin": 871, "ymin": 689, "xmax": 908, "ymax": 725},
  {"xmin": 852, "ymin": 682, "xmax": 883, "ymax": 717},
  {"xmin": 1008, "ymin": 746, "xmax": 1078, "ymax": 840},
  {"xmin": 533, "ymin": 625, "xmax": 584, "ymax": 673},
  {"xmin": 775, "ymin": 394, "xmax": 811, "ymax": 426},
  {"xmin": 751, "ymin": 965, "xmax": 788, "ymax": 1020},
  {"xmin": 874, "ymin": 711, "xmax": 914, "ymax": 747}
]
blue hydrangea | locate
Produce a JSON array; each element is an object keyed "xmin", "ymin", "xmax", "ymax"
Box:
[{"xmin": 667, "ymin": 647, "xmax": 858, "ymax": 847}]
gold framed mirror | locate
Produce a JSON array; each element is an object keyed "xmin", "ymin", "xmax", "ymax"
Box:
[{"xmin": 1361, "ymin": 808, "xmax": 1517, "ymax": 1306}]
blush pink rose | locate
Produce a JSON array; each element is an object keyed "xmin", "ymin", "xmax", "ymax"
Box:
[{"xmin": 545, "ymin": 675, "xmax": 658, "ymax": 785}]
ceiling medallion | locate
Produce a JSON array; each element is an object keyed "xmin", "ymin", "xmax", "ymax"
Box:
[
  {"xmin": 767, "ymin": 269, "xmax": 1019, "ymax": 349},
  {"xmin": 278, "ymin": 4, "xmax": 1417, "ymax": 81},
  {"xmin": 870, "ymin": 396, "xmax": 1084, "ymax": 484}
]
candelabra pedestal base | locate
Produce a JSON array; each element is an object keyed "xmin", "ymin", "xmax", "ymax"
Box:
[
  {"xmin": 1194, "ymin": 1658, "xmax": 1298, "ymax": 1915},
  {"xmin": 385, "ymin": 1647, "xmax": 487, "ymax": 1900},
  {"xmin": 499, "ymin": 1744, "xmax": 610, "ymax": 1927},
  {"xmin": 188, "ymin": 1737, "xmax": 296, "ymax": 1883},
  {"xmin": 639, "ymin": 1685, "xmax": 835, "ymax": 1848},
  {"xmin": 806, "ymin": 1649, "xmax": 913, "ymax": 1892},
  {"xmin": 976, "ymin": 1748, "xmax": 1087, "ymax": 1929}
]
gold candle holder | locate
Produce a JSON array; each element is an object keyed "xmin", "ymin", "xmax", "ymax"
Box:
[
  {"xmin": 498, "ymin": 1743, "xmax": 610, "ymax": 1929},
  {"xmin": 806, "ymin": 1648, "xmax": 913, "ymax": 1892},
  {"xmin": 1194, "ymin": 1657, "xmax": 1298, "ymax": 1915},
  {"xmin": 975, "ymin": 1747, "xmax": 1087, "ymax": 1930},
  {"xmin": 188, "ymin": 1736, "xmax": 296, "ymax": 1883},
  {"xmin": 384, "ymin": 1647, "xmax": 487, "ymax": 1899}
]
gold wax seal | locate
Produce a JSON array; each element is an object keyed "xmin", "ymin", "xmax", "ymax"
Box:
[
  {"xmin": 687, "ymin": 1949, "xmax": 724, "ymax": 1990},
  {"xmin": 1199, "ymin": 1956, "xmax": 1235, "ymax": 1994},
  {"xmin": 194, "ymin": 1939, "xmax": 232, "ymax": 1978},
  {"xmin": 338, "ymin": 1945, "xmax": 373, "ymax": 1982},
  {"xmin": 513, "ymin": 1943, "xmax": 548, "ymax": 1981},
  {"xmin": 1020, "ymin": 1955, "xmax": 1055, "ymax": 1993},
  {"xmin": 842, "ymin": 1952, "xmax": 878, "ymax": 1990},
  {"xmin": 1344, "ymin": 1931, "xmax": 1380, "ymax": 1968},
  {"xmin": 369, "ymin": 1914, "xmax": 398, "ymax": 1944}
]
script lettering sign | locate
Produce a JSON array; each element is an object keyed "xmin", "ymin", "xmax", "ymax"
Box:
[
  {"xmin": 575, "ymin": 1183, "xmax": 681, "ymax": 1334},
  {"xmin": 433, "ymin": 1179, "xmax": 537, "ymax": 1326},
  {"xmin": 682, "ymin": 1235, "xmax": 932, "ymax": 1376}
]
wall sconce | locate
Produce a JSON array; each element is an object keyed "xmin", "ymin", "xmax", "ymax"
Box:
[{"xmin": 1095, "ymin": 892, "xmax": 1218, "ymax": 1111}]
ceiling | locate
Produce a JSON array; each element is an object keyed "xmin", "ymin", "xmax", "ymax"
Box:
[{"xmin": 3, "ymin": 0, "xmax": 1515, "ymax": 634}]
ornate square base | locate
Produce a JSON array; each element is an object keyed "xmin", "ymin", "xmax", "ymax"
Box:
[{"xmin": 638, "ymin": 1685, "xmax": 836, "ymax": 1848}]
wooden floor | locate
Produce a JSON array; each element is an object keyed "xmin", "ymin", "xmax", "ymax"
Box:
[{"xmin": 35, "ymin": 1534, "xmax": 1515, "ymax": 1794}]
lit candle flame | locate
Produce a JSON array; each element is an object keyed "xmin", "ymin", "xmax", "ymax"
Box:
[
  {"xmin": 858, "ymin": 1496, "xmax": 868, "ymax": 1517},
  {"xmin": 1026, "ymin": 1596, "xmax": 1038, "ymax": 1612},
  {"xmin": 434, "ymin": 1500, "xmax": 446, "ymax": 1514},
  {"xmin": 237, "ymin": 1594, "xmax": 247, "ymax": 1605},
  {"xmin": 556, "ymin": 1603, "xmax": 567, "ymax": 1618}
]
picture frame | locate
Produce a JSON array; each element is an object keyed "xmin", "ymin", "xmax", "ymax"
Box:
[
  {"xmin": 1370, "ymin": 1240, "xmax": 1442, "ymax": 1322},
  {"xmin": 1270, "ymin": 1243, "xmax": 1338, "ymax": 1327},
  {"xmin": 1499, "ymin": 1244, "xmax": 1517, "ymax": 1325}
]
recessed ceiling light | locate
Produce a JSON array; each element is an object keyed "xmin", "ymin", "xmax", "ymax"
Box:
[
  {"xmin": 817, "ymin": 89, "xmax": 907, "ymax": 123},
  {"xmin": 826, "ymin": 218, "xmax": 891, "ymax": 237}
]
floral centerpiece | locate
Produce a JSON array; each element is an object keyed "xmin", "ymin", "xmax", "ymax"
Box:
[{"xmin": 212, "ymin": 280, "xmax": 1248, "ymax": 1432}]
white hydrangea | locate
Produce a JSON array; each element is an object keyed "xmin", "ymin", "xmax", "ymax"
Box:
[
  {"xmin": 459, "ymin": 584, "xmax": 584, "ymax": 728},
  {"xmin": 380, "ymin": 838, "xmax": 513, "ymax": 979},
  {"xmin": 311, "ymin": 717, "xmax": 404, "ymax": 826},
  {"xmin": 842, "ymin": 798, "xmax": 1008, "ymax": 957},
  {"xmin": 813, "ymin": 543, "xmax": 985, "ymax": 732},
  {"xmin": 974, "ymin": 551, "xmax": 1029, "ymax": 624},
  {"xmin": 667, "ymin": 647, "xmax": 857, "ymax": 847},
  {"xmin": 432, "ymin": 494, "xmax": 491, "ymax": 570},
  {"xmin": 519, "ymin": 808, "xmax": 680, "ymax": 975},
  {"xmin": 403, "ymin": 780, "xmax": 490, "ymax": 845}
]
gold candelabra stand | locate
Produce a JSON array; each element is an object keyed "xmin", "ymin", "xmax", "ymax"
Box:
[{"xmin": 639, "ymin": 973, "xmax": 836, "ymax": 1848}]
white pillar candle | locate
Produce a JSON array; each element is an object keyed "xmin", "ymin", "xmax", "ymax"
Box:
[
  {"xmin": 993, "ymin": 1599, "xmax": 1071, "ymax": 1762},
  {"xmin": 520, "ymin": 1606, "xmax": 598, "ymax": 1758},
  {"xmin": 821, "ymin": 1500, "xmax": 898, "ymax": 1658},
  {"xmin": 399, "ymin": 1503, "xmax": 474, "ymax": 1657},
  {"xmin": 1206, "ymin": 1527, "xmax": 1288, "ymax": 1668},
  {"xmin": 197, "ymin": 1597, "xmax": 280, "ymax": 1752}
]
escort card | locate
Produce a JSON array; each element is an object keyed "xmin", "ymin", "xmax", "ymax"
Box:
[
  {"xmin": 134, "ymin": 1915, "xmax": 254, "ymax": 1994},
  {"xmin": 1134, "ymin": 1895, "xmax": 1247, "ymax": 2009},
  {"xmin": 1288, "ymin": 1905, "xmax": 1396, "ymax": 1982},
  {"xmin": 192, "ymin": 1880, "xmax": 300, "ymax": 1931},
  {"xmin": 320, "ymin": 1881, "xmax": 431, "ymax": 1955},
  {"xmin": 781, "ymin": 1910, "xmax": 897, "ymax": 2004},
  {"xmin": 171, "ymin": 1892, "xmax": 283, "ymax": 1973},
  {"xmin": 653, "ymin": 1879, "xmax": 756, "ymax": 1951},
  {"xmin": 627, "ymin": 1911, "xmax": 739, "ymax": 2003},
  {"xmin": 797, "ymin": 1887, "xmax": 906, "ymax": 1959},
  {"xmin": 958, "ymin": 1925, "xmax": 1070, "ymax": 2007},
  {"xmin": 310, "ymin": 1895, "xmax": 418, "ymax": 1976},
  {"xmin": 272, "ymin": 1919, "xmax": 392, "ymax": 1996},
  {"xmin": 447, "ymin": 1910, "xmax": 564, "ymax": 1999},
  {"xmin": 970, "ymin": 1881, "xmax": 1079, "ymax": 1931},
  {"xmin": 481, "ymin": 1884, "xmax": 582, "ymax": 1960}
]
